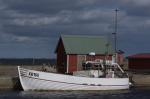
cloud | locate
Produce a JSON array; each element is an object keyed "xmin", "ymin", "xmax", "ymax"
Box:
[
  {"xmin": 12, "ymin": 16, "xmax": 62, "ymax": 26},
  {"xmin": 119, "ymin": 0, "xmax": 150, "ymax": 16},
  {"xmin": 2, "ymin": 0, "xmax": 83, "ymax": 15},
  {"xmin": 0, "ymin": 0, "xmax": 150, "ymax": 58}
]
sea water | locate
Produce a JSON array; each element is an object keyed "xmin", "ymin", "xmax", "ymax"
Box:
[{"xmin": 0, "ymin": 87, "xmax": 150, "ymax": 99}]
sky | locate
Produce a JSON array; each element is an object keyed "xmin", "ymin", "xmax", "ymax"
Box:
[{"xmin": 0, "ymin": 0, "xmax": 150, "ymax": 58}]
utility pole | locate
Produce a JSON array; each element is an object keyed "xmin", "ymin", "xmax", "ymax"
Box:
[{"xmin": 112, "ymin": 8, "xmax": 119, "ymax": 62}]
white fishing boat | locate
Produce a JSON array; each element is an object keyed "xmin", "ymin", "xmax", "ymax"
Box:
[{"xmin": 18, "ymin": 60, "xmax": 130, "ymax": 91}]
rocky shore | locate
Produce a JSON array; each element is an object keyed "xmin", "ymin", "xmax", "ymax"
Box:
[{"xmin": 131, "ymin": 74, "xmax": 150, "ymax": 87}]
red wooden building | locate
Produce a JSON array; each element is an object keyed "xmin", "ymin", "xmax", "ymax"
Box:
[
  {"xmin": 128, "ymin": 53, "xmax": 150, "ymax": 70},
  {"xmin": 55, "ymin": 35, "xmax": 123, "ymax": 73}
]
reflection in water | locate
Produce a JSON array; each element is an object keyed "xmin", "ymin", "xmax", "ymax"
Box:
[{"xmin": 0, "ymin": 88, "xmax": 150, "ymax": 99}]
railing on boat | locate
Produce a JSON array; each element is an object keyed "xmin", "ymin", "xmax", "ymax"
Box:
[{"xmin": 81, "ymin": 60, "xmax": 128, "ymax": 78}]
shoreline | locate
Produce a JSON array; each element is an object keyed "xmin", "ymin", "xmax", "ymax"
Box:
[{"xmin": 131, "ymin": 73, "xmax": 150, "ymax": 87}]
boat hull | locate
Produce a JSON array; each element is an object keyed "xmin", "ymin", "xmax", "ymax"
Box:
[{"xmin": 18, "ymin": 66, "xmax": 129, "ymax": 91}]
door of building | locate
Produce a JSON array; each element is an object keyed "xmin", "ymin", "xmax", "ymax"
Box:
[{"xmin": 77, "ymin": 55, "xmax": 86, "ymax": 71}]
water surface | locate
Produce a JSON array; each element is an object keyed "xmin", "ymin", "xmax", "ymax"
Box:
[{"xmin": 0, "ymin": 87, "xmax": 150, "ymax": 99}]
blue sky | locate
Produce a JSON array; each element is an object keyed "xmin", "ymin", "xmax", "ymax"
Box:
[{"xmin": 0, "ymin": 0, "xmax": 150, "ymax": 58}]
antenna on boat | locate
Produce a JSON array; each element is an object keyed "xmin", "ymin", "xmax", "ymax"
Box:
[
  {"xmin": 105, "ymin": 41, "xmax": 109, "ymax": 61},
  {"xmin": 112, "ymin": 8, "xmax": 119, "ymax": 62}
]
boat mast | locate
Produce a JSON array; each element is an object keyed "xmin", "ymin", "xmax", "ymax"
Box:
[{"xmin": 112, "ymin": 8, "xmax": 119, "ymax": 62}]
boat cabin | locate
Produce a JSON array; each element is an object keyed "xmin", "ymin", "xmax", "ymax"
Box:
[{"xmin": 73, "ymin": 59, "xmax": 127, "ymax": 78}]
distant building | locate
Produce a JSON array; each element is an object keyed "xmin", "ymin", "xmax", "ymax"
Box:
[
  {"xmin": 55, "ymin": 35, "xmax": 124, "ymax": 73},
  {"xmin": 128, "ymin": 53, "xmax": 150, "ymax": 70}
]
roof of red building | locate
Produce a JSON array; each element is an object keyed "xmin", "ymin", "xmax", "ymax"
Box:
[
  {"xmin": 128, "ymin": 53, "xmax": 150, "ymax": 59},
  {"xmin": 55, "ymin": 35, "xmax": 114, "ymax": 54}
]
